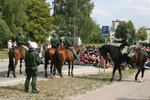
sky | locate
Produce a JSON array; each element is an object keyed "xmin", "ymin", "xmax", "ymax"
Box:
[{"xmin": 46, "ymin": 0, "xmax": 150, "ymax": 29}]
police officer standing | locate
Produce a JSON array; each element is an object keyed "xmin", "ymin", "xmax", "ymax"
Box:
[
  {"xmin": 51, "ymin": 33, "xmax": 60, "ymax": 49},
  {"xmin": 63, "ymin": 33, "xmax": 79, "ymax": 60},
  {"xmin": 24, "ymin": 42, "xmax": 42, "ymax": 93}
]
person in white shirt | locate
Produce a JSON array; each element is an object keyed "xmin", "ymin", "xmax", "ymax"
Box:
[{"xmin": 7, "ymin": 40, "xmax": 12, "ymax": 49}]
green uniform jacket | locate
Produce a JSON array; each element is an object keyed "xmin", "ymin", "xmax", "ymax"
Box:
[
  {"xmin": 64, "ymin": 36, "xmax": 73, "ymax": 47},
  {"xmin": 51, "ymin": 37, "xmax": 60, "ymax": 47},
  {"xmin": 16, "ymin": 35, "xmax": 26, "ymax": 45},
  {"xmin": 25, "ymin": 49, "xmax": 42, "ymax": 70}
]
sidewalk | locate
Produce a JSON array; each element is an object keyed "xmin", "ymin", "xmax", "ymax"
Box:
[{"xmin": 0, "ymin": 65, "xmax": 113, "ymax": 87}]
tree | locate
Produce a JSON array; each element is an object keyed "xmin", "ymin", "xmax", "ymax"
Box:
[
  {"xmin": 25, "ymin": 0, "xmax": 54, "ymax": 43},
  {"xmin": 0, "ymin": 1, "xmax": 12, "ymax": 47},
  {"xmin": 136, "ymin": 27, "xmax": 147, "ymax": 41},
  {"xmin": 1, "ymin": 0, "xmax": 28, "ymax": 37},
  {"xmin": 115, "ymin": 20, "xmax": 136, "ymax": 44},
  {"xmin": 53, "ymin": 0, "xmax": 103, "ymax": 43}
]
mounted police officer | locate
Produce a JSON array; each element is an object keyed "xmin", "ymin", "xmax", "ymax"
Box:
[
  {"xmin": 24, "ymin": 42, "xmax": 42, "ymax": 93},
  {"xmin": 16, "ymin": 32, "xmax": 26, "ymax": 46},
  {"xmin": 63, "ymin": 33, "xmax": 79, "ymax": 61},
  {"xmin": 51, "ymin": 33, "xmax": 60, "ymax": 49},
  {"xmin": 120, "ymin": 29, "xmax": 132, "ymax": 54}
]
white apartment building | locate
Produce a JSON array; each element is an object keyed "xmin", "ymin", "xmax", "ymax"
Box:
[
  {"xmin": 146, "ymin": 28, "xmax": 150, "ymax": 43},
  {"xmin": 109, "ymin": 20, "xmax": 125, "ymax": 42}
]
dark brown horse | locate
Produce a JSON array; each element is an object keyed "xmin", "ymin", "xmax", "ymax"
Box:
[
  {"xmin": 54, "ymin": 45, "xmax": 82, "ymax": 77},
  {"xmin": 99, "ymin": 44, "xmax": 127, "ymax": 81},
  {"xmin": 7, "ymin": 46, "xmax": 26, "ymax": 77},
  {"xmin": 124, "ymin": 48, "xmax": 148, "ymax": 82},
  {"xmin": 44, "ymin": 48, "xmax": 56, "ymax": 77}
]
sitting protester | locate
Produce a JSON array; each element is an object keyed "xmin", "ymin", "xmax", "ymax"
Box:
[{"xmin": 144, "ymin": 59, "xmax": 150, "ymax": 69}]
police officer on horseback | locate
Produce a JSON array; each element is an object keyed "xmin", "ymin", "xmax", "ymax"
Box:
[
  {"xmin": 63, "ymin": 32, "xmax": 79, "ymax": 61},
  {"xmin": 16, "ymin": 32, "xmax": 26, "ymax": 46},
  {"xmin": 51, "ymin": 33, "xmax": 60, "ymax": 49}
]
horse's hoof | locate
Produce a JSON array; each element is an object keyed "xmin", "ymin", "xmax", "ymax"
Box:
[
  {"xmin": 110, "ymin": 78, "xmax": 114, "ymax": 82},
  {"xmin": 20, "ymin": 72, "xmax": 22, "ymax": 74},
  {"xmin": 71, "ymin": 74, "xmax": 74, "ymax": 77},
  {"xmin": 118, "ymin": 78, "xmax": 122, "ymax": 81},
  {"xmin": 138, "ymin": 78, "xmax": 143, "ymax": 82},
  {"xmin": 13, "ymin": 76, "xmax": 16, "ymax": 78}
]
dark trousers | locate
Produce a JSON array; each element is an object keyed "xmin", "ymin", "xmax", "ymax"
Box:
[{"xmin": 24, "ymin": 68, "xmax": 37, "ymax": 90}]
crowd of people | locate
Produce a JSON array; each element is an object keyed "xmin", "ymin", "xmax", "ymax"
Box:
[{"xmin": 7, "ymin": 32, "xmax": 150, "ymax": 93}]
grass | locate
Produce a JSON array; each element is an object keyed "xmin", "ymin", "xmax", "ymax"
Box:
[
  {"xmin": 0, "ymin": 48, "xmax": 9, "ymax": 59},
  {"xmin": 0, "ymin": 69, "xmax": 136, "ymax": 100}
]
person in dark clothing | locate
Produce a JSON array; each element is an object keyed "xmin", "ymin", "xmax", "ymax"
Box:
[
  {"xmin": 16, "ymin": 32, "xmax": 26, "ymax": 46},
  {"xmin": 51, "ymin": 33, "xmax": 60, "ymax": 49},
  {"xmin": 24, "ymin": 42, "xmax": 43, "ymax": 93},
  {"xmin": 63, "ymin": 33, "xmax": 79, "ymax": 61}
]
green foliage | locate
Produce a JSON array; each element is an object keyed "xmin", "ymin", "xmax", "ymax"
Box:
[
  {"xmin": 115, "ymin": 21, "xmax": 136, "ymax": 44},
  {"xmin": 0, "ymin": 18, "xmax": 12, "ymax": 47},
  {"xmin": 53, "ymin": 0, "xmax": 103, "ymax": 43},
  {"xmin": 25, "ymin": 0, "xmax": 54, "ymax": 43},
  {"xmin": 1, "ymin": 0, "xmax": 28, "ymax": 37},
  {"xmin": 136, "ymin": 26, "xmax": 147, "ymax": 41}
]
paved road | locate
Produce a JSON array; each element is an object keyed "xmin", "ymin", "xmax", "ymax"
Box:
[
  {"xmin": 0, "ymin": 61, "xmax": 112, "ymax": 86},
  {"xmin": 72, "ymin": 70, "xmax": 150, "ymax": 100}
]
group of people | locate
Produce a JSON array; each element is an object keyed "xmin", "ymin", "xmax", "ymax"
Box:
[
  {"xmin": 8, "ymin": 32, "xmax": 150, "ymax": 93},
  {"xmin": 7, "ymin": 32, "xmax": 81, "ymax": 93}
]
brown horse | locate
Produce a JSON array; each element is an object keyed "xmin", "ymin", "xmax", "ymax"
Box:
[
  {"xmin": 44, "ymin": 48, "xmax": 56, "ymax": 77},
  {"xmin": 54, "ymin": 45, "xmax": 82, "ymax": 77},
  {"xmin": 124, "ymin": 48, "xmax": 148, "ymax": 82},
  {"xmin": 7, "ymin": 46, "xmax": 26, "ymax": 77}
]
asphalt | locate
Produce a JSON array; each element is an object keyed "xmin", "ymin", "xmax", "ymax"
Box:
[{"xmin": 71, "ymin": 70, "xmax": 150, "ymax": 100}]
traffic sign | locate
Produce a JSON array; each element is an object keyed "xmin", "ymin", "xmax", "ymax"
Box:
[
  {"xmin": 102, "ymin": 26, "xmax": 109, "ymax": 34},
  {"xmin": 102, "ymin": 26, "xmax": 109, "ymax": 37}
]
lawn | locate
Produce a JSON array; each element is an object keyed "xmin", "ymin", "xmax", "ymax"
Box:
[
  {"xmin": 0, "ymin": 48, "xmax": 9, "ymax": 59},
  {"xmin": 0, "ymin": 69, "xmax": 136, "ymax": 100}
]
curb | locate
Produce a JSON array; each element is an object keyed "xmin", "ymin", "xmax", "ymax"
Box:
[{"xmin": 0, "ymin": 59, "xmax": 8, "ymax": 62}]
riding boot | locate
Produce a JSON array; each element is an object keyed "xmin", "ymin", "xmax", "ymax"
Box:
[{"xmin": 70, "ymin": 47, "xmax": 79, "ymax": 61}]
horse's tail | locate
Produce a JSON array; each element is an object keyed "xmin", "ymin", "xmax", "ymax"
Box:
[
  {"xmin": 8, "ymin": 48, "xmax": 14, "ymax": 71},
  {"xmin": 54, "ymin": 49, "xmax": 61, "ymax": 75}
]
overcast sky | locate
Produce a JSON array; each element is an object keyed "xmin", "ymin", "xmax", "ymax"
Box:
[{"xmin": 46, "ymin": 0, "xmax": 150, "ymax": 29}]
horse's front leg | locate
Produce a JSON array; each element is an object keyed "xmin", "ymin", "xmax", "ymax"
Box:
[
  {"xmin": 13, "ymin": 59, "xmax": 18, "ymax": 78},
  {"xmin": 135, "ymin": 68, "xmax": 141, "ymax": 81},
  {"xmin": 68, "ymin": 62, "xmax": 71, "ymax": 76},
  {"xmin": 44, "ymin": 62, "xmax": 48, "ymax": 78},
  {"xmin": 44, "ymin": 56, "xmax": 50, "ymax": 78},
  {"xmin": 118, "ymin": 66, "xmax": 123, "ymax": 81},
  {"xmin": 7, "ymin": 65, "xmax": 10, "ymax": 77},
  {"xmin": 139, "ymin": 67, "xmax": 145, "ymax": 82},
  {"xmin": 110, "ymin": 66, "xmax": 117, "ymax": 82},
  {"xmin": 19, "ymin": 59, "xmax": 23, "ymax": 74},
  {"xmin": 13, "ymin": 66, "xmax": 16, "ymax": 78},
  {"xmin": 71, "ymin": 61, "xmax": 74, "ymax": 77},
  {"xmin": 141, "ymin": 67, "xmax": 145, "ymax": 79}
]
